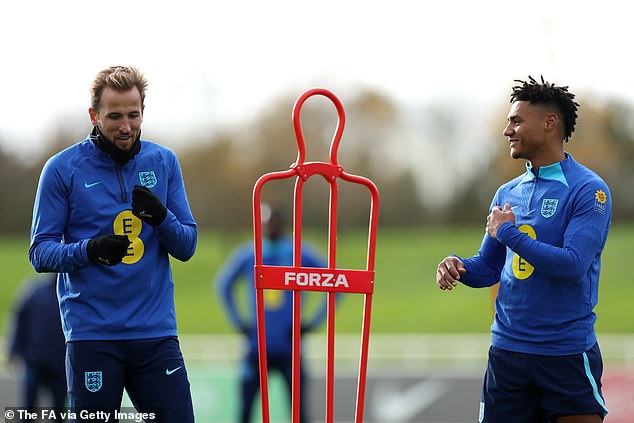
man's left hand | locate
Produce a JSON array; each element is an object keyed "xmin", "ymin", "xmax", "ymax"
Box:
[{"xmin": 132, "ymin": 185, "xmax": 167, "ymax": 226}]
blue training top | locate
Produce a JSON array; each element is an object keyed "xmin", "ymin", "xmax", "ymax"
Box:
[
  {"xmin": 8, "ymin": 273, "xmax": 65, "ymax": 371},
  {"xmin": 29, "ymin": 135, "xmax": 197, "ymax": 342},
  {"xmin": 457, "ymin": 153, "xmax": 612, "ymax": 355},
  {"xmin": 215, "ymin": 236, "xmax": 328, "ymax": 356}
]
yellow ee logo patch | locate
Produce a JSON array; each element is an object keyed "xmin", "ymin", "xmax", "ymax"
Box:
[
  {"xmin": 512, "ymin": 224, "xmax": 535, "ymax": 280},
  {"xmin": 113, "ymin": 210, "xmax": 144, "ymax": 264},
  {"xmin": 264, "ymin": 290, "xmax": 284, "ymax": 310}
]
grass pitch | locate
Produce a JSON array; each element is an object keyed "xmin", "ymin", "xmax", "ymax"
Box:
[{"xmin": 1, "ymin": 222, "xmax": 632, "ymax": 337}]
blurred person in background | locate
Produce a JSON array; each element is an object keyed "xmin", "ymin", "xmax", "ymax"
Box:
[
  {"xmin": 215, "ymin": 205, "xmax": 329, "ymax": 423},
  {"xmin": 436, "ymin": 76, "xmax": 611, "ymax": 423},
  {"xmin": 29, "ymin": 66, "xmax": 197, "ymax": 422},
  {"xmin": 7, "ymin": 273, "xmax": 66, "ymax": 419}
]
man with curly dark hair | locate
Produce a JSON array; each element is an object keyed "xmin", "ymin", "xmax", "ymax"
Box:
[{"xmin": 436, "ymin": 76, "xmax": 611, "ymax": 423}]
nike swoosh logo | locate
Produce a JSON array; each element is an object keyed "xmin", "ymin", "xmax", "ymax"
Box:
[
  {"xmin": 84, "ymin": 181, "xmax": 102, "ymax": 188},
  {"xmin": 165, "ymin": 366, "xmax": 182, "ymax": 376}
]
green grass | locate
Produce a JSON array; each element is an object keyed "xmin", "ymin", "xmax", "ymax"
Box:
[{"xmin": 2, "ymin": 223, "xmax": 633, "ymax": 337}]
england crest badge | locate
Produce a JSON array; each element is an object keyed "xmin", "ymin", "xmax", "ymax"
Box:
[
  {"xmin": 138, "ymin": 171, "xmax": 158, "ymax": 188},
  {"xmin": 541, "ymin": 198, "xmax": 559, "ymax": 218},
  {"xmin": 85, "ymin": 371, "xmax": 103, "ymax": 393}
]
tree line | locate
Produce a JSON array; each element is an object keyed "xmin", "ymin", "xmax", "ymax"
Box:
[{"xmin": 1, "ymin": 89, "xmax": 632, "ymax": 234}]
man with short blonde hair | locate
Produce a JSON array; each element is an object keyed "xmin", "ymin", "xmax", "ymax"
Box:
[{"xmin": 30, "ymin": 65, "xmax": 197, "ymax": 422}]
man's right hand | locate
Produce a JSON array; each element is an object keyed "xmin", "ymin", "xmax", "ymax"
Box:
[
  {"xmin": 87, "ymin": 234, "xmax": 131, "ymax": 266},
  {"xmin": 436, "ymin": 256, "xmax": 466, "ymax": 291}
]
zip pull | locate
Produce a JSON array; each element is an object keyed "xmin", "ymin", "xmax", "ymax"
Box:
[{"xmin": 115, "ymin": 164, "xmax": 128, "ymax": 203}]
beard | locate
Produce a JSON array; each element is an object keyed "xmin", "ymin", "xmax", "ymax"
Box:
[{"xmin": 90, "ymin": 126, "xmax": 141, "ymax": 165}]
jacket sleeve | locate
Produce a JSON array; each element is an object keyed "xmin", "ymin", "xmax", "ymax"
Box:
[
  {"xmin": 154, "ymin": 152, "xmax": 197, "ymax": 262},
  {"xmin": 29, "ymin": 157, "xmax": 91, "ymax": 273},
  {"xmin": 495, "ymin": 183, "xmax": 611, "ymax": 284},
  {"xmin": 7, "ymin": 286, "xmax": 30, "ymax": 359},
  {"xmin": 456, "ymin": 190, "xmax": 506, "ymax": 288},
  {"xmin": 458, "ymin": 233, "xmax": 506, "ymax": 288},
  {"xmin": 214, "ymin": 245, "xmax": 252, "ymax": 330}
]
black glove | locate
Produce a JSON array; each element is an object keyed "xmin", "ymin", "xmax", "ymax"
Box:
[
  {"xmin": 132, "ymin": 185, "xmax": 167, "ymax": 226},
  {"xmin": 87, "ymin": 234, "xmax": 131, "ymax": 266}
]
